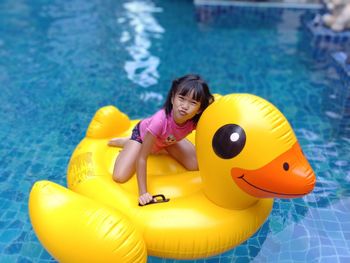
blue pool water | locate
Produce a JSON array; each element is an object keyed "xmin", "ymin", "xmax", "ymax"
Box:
[{"xmin": 0, "ymin": 0, "xmax": 350, "ymax": 262}]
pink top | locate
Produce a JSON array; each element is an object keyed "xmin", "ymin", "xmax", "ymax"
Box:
[{"xmin": 139, "ymin": 109, "xmax": 196, "ymax": 152}]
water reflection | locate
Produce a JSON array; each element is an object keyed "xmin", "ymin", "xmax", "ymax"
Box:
[{"xmin": 120, "ymin": 0, "xmax": 164, "ymax": 87}]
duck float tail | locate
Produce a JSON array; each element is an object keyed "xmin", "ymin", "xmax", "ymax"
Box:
[{"xmin": 86, "ymin": 105, "xmax": 131, "ymax": 139}]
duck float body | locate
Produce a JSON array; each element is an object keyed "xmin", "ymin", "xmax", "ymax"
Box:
[{"xmin": 29, "ymin": 93, "xmax": 316, "ymax": 262}]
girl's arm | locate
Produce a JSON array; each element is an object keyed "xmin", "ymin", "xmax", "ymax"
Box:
[{"xmin": 136, "ymin": 131, "xmax": 155, "ymax": 205}]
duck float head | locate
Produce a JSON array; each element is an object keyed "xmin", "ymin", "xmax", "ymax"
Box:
[
  {"xmin": 196, "ymin": 94, "xmax": 316, "ymax": 209},
  {"xmin": 29, "ymin": 93, "xmax": 316, "ymax": 262}
]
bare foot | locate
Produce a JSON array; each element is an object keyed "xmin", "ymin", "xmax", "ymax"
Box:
[{"xmin": 108, "ymin": 137, "xmax": 129, "ymax": 147}]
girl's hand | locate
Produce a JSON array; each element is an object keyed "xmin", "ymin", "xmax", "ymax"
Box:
[{"xmin": 139, "ymin": 192, "xmax": 155, "ymax": 206}]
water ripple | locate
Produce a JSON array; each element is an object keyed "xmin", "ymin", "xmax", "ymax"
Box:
[{"xmin": 121, "ymin": 0, "xmax": 164, "ymax": 87}]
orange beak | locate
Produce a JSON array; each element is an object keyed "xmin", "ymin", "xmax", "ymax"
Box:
[{"xmin": 231, "ymin": 142, "xmax": 316, "ymax": 198}]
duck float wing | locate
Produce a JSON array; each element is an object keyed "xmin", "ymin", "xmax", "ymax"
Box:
[{"xmin": 29, "ymin": 180, "xmax": 147, "ymax": 263}]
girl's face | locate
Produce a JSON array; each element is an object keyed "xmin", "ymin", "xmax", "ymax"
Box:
[{"xmin": 171, "ymin": 90, "xmax": 201, "ymax": 125}]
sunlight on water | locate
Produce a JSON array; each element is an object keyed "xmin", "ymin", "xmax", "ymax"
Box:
[{"xmin": 121, "ymin": 0, "xmax": 164, "ymax": 88}]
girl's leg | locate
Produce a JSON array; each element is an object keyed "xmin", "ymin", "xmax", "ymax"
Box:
[
  {"xmin": 165, "ymin": 139, "xmax": 198, "ymax": 171},
  {"xmin": 113, "ymin": 140, "xmax": 142, "ymax": 183},
  {"xmin": 108, "ymin": 137, "xmax": 129, "ymax": 147}
]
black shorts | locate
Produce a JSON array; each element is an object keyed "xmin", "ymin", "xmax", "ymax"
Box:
[{"xmin": 130, "ymin": 122, "xmax": 142, "ymax": 144}]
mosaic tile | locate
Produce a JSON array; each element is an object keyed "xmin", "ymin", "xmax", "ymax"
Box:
[
  {"xmin": 1, "ymin": 255, "xmax": 19, "ymax": 263},
  {"xmin": 20, "ymin": 242, "xmax": 43, "ymax": 259},
  {"xmin": 305, "ymin": 15, "xmax": 350, "ymax": 47},
  {"xmin": 4, "ymin": 242, "xmax": 23, "ymax": 255},
  {"xmin": 331, "ymin": 52, "xmax": 350, "ymax": 83},
  {"xmin": 17, "ymin": 257, "xmax": 34, "ymax": 263}
]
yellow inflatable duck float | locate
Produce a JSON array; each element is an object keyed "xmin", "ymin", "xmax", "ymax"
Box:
[{"xmin": 29, "ymin": 93, "xmax": 316, "ymax": 263}]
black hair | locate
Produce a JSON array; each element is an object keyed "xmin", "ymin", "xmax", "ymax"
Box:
[{"xmin": 163, "ymin": 74, "xmax": 214, "ymax": 124}]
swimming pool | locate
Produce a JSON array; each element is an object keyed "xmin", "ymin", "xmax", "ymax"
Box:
[{"xmin": 0, "ymin": 0, "xmax": 349, "ymax": 262}]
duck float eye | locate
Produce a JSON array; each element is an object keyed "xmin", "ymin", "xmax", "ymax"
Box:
[{"xmin": 212, "ymin": 124, "xmax": 246, "ymax": 159}]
